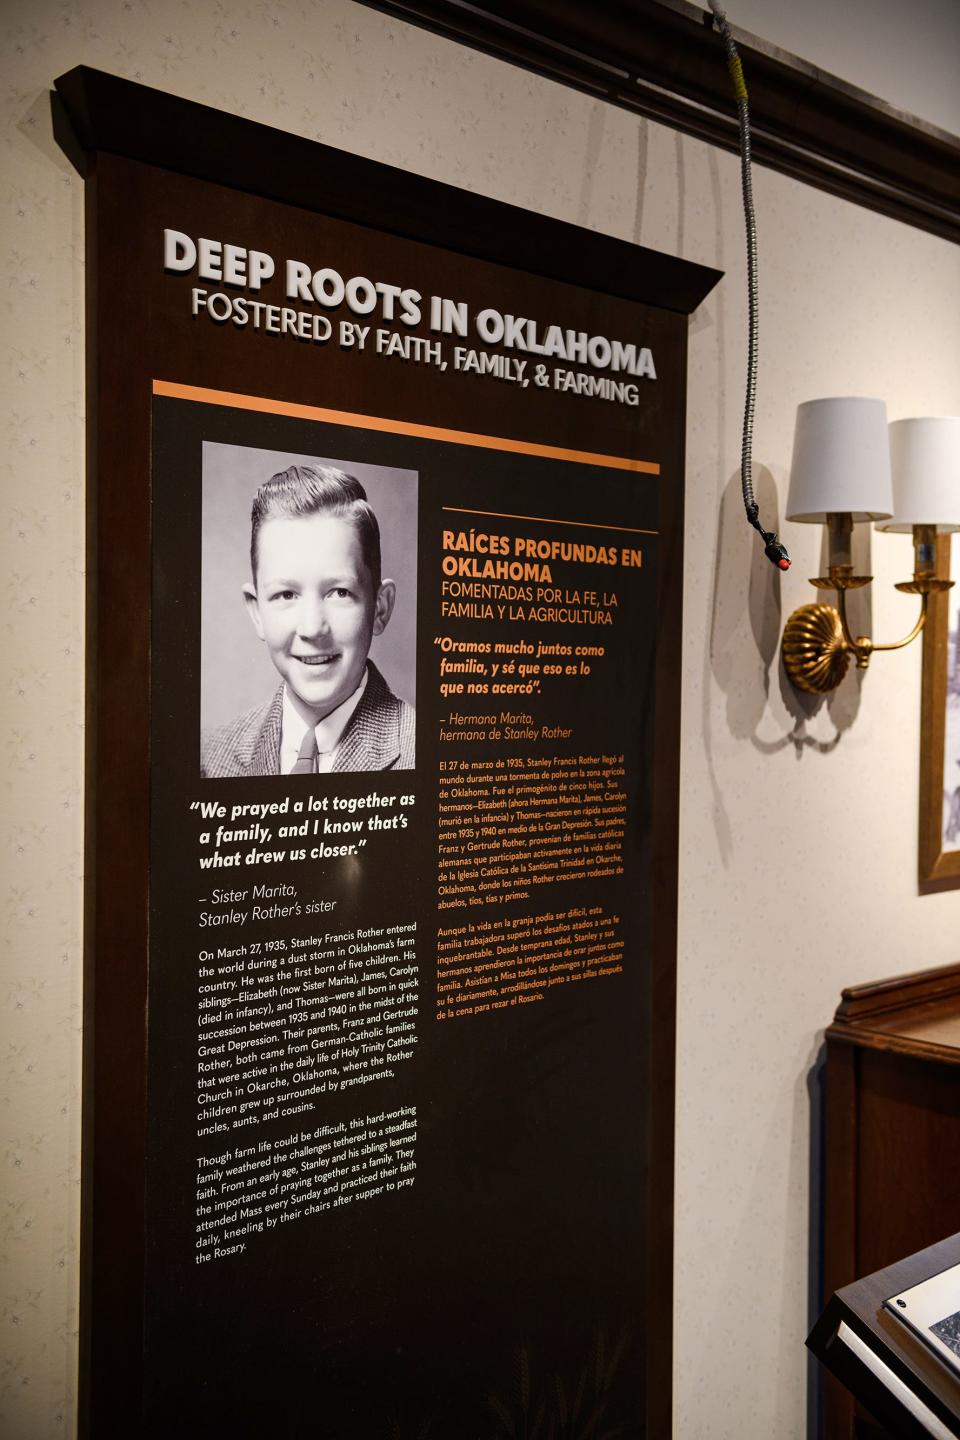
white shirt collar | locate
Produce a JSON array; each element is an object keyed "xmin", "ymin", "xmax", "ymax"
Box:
[{"xmin": 279, "ymin": 668, "xmax": 369, "ymax": 774}]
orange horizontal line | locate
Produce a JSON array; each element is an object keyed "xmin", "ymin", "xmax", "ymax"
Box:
[
  {"xmin": 151, "ymin": 381, "xmax": 660, "ymax": 474},
  {"xmin": 442, "ymin": 505, "xmax": 657, "ymax": 536}
]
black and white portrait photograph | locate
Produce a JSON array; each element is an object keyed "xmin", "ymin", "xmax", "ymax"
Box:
[
  {"xmin": 200, "ymin": 441, "xmax": 417, "ymax": 778},
  {"xmin": 932, "ymin": 1308, "xmax": 960, "ymax": 1362}
]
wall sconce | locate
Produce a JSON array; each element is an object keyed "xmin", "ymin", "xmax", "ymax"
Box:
[{"xmin": 782, "ymin": 400, "xmax": 960, "ymax": 693}]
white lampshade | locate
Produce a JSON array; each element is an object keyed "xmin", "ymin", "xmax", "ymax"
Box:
[
  {"xmin": 876, "ymin": 417, "xmax": 960, "ymax": 533},
  {"xmin": 786, "ymin": 397, "xmax": 893, "ymax": 523}
]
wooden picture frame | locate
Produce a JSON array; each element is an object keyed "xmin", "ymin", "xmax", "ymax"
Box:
[{"xmin": 920, "ymin": 533, "xmax": 960, "ymax": 892}]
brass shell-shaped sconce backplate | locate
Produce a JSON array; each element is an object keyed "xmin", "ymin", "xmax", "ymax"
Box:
[{"xmin": 782, "ymin": 603, "xmax": 850, "ymax": 694}]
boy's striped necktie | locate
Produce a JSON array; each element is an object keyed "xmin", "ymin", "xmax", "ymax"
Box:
[{"xmin": 290, "ymin": 726, "xmax": 318, "ymax": 774}]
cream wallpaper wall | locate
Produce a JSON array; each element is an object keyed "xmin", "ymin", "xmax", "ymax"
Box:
[{"xmin": 1, "ymin": 2, "xmax": 958, "ymax": 1436}]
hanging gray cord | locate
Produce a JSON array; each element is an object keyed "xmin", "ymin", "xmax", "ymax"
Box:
[{"xmin": 707, "ymin": 0, "xmax": 790, "ymax": 570}]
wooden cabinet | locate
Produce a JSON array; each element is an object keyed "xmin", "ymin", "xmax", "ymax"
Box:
[{"xmin": 824, "ymin": 963, "xmax": 960, "ymax": 1438}]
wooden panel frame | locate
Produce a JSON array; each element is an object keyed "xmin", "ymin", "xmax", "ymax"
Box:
[
  {"xmin": 54, "ymin": 67, "xmax": 719, "ymax": 1438},
  {"xmin": 920, "ymin": 535, "xmax": 960, "ymax": 893}
]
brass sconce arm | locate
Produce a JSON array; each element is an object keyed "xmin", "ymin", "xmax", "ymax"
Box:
[
  {"xmin": 782, "ymin": 519, "xmax": 953, "ymax": 694},
  {"xmin": 834, "ymin": 580, "xmax": 930, "ymax": 666}
]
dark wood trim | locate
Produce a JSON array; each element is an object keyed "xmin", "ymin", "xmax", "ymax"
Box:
[
  {"xmin": 826, "ymin": 961, "xmax": 960, "ymax": 1067},
  {"xmin": 51, "ymin": 65, "xmax": 719, "ymax": 317},
  {"xmin": 76, "ymin": 148, "xmax": 99, "ymax": 1440},
  {"xmin": 359, "ymin": 0, "xmax": 960, "ymax": 245},
  {"xmin": 643, "ymin": 325, "xmax": 687, "ymax": 1438},
  {"xmin": 823, "ymin": 1040, "xmax": 859, "ymax": 1439},
  {"xmin": 78, "ymin": 153, "xmax": 152, "ymax": 1439},
  {"xmin": 826, "ymin": 1026, "xmax": 960, "ymax": 1068},
  {"xmin": 833, "ymin": 962, "xmax": 960, "ymax": 1023}
]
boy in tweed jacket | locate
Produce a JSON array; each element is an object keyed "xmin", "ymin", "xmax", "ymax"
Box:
[{"xmin": 201, "ymin": 465, "xmax": 415, "ymax": 778}]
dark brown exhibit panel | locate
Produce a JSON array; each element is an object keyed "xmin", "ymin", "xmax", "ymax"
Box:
[{"xmin": 60, "ymin": 69, "xmax": 719, "ymax": 1439}]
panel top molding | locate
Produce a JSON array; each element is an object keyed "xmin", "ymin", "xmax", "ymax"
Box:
[
  {"xmin": 52, "ymin": 65, "xmax": 720, "ymax": 317},
  {"xmin": 828, "ymin": 961, "xmax": 960, "ymax": 1065},
  {"xmin": 360, "ymin": 0, "xmax": 960, "ymax": 244}
]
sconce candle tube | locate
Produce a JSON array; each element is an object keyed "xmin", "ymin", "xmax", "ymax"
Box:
[
  {"xmin": 827, "ymin": 512, "xmax": 853, "ymax": 570},
  {"xmin": 913, "ymin": 524, "xmax": 937, "ymax": 578}
]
